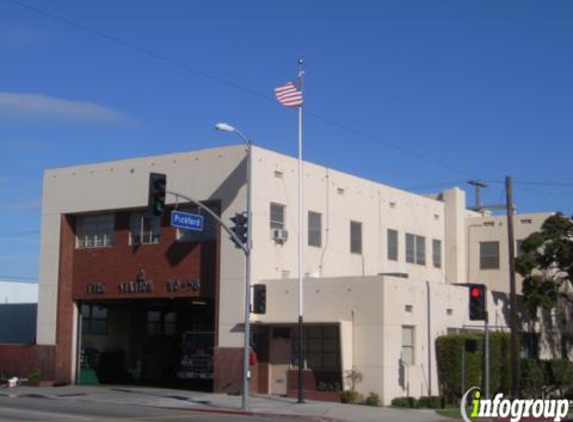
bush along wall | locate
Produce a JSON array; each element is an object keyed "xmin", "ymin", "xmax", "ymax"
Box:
[
  {"xmin": 436, "ymin": 333, "xmax": 573, "ymax": 404},
  {"xmin": 436, "ymin": 332, "xmax": 512, "ymax": 404}
]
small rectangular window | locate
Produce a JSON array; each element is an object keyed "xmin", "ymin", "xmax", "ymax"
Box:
[
  {"xmin": 406, "ymin": 233, "xmax": 425, "ymax": 265},
  {"xmin": 387, "ymin": 229, "xmax": 398, "ymax": 261},
  {"xmin": 76, "ymin": 213, "xmax": 115, "ymax": 249},
  {"xmin": 432, "ymin": 239, "xmax": 442, "ymax": 268},
  {"xmin": 480, "ymin": 241, "xmax": 500, "ymax": 270},
  {"xmin": 350, "ymin": 221, "xmax": 362, "ymax": 254},
  {"xmin": 81, "ymin": 304, "xmax": 108, "ymax": 335},
  {"xmin": 130, "ymin": 211, "xmax": 161, "ymax": 245},
  {"xmin": 416, "ymin": 236, "xmax": 426, "ymax": 265},
  {"xmin": 401, "ymin": 326, "xmax": 415, "ymax": 365},
  {"xmin": 270, "ymin": 203, "xmax": 285, "ymax": 230},
  {"xmin": 308, "ymin": 211, "xmax": 322, "ymax": 247},
  {"xmin": 406, "ymin": 233, "xmax": 415, "ymax": 263},
  {"xmin": 146, "ymin": 311, "xmax": 177, "ymax": 337}
]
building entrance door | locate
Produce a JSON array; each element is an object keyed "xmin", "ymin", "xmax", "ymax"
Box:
[{"xmin": 269, "ymin": 327, "xmax": 292, "ymax": 395}]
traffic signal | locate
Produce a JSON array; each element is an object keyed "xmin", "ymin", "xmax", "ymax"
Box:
[
  {"xmin": 469, "ymin": 284, "xmax": 487, "ymax": 321},
  {"xmin": 148, "ymin": 173, "xmax": 167, "ymax": 217},
  {"xmin": 230, "ymin": 212, "xmax": 248, "ymax": 246},
  {"xmin": 253, "ymin": 284, "xmax": 266, "ymax": 314}
]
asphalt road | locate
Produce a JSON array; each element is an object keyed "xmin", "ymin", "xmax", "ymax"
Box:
[{"xmin": 0, "ymin": 396, "xmax": 308, "ymax": 422}]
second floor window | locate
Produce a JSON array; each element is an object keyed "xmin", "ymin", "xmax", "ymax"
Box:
[
  {"xmin": 130, "ymin": 211, "xmax": 161, "ymax": 245},
  {"xmin": 270, "ymin": 203, "xmax": 285, "ymax": 230},
  {"xmin": 76, "ymin": 213, "xmax": 115, "ymax": 248},
  {"xmin": 308, "ymin": 211, "xmax": 322, "ymax": 247},
  {"xmin": 387, "ymin": 229, "xmax": 398, "ymax": 261},
  {"xmin": 406, "ymin": 233, "xmax": 426, "ymax": 265},
  {"xmin": 433, "ymin": 239, "xmax": 442, "ymax": 268},
  {"xmin": 350, "ymin": 221, "xmax": 362, "ymax": 254},
  {"xmin": 480, "ymin": 241, "xmax": 500, "ymax": 269}
]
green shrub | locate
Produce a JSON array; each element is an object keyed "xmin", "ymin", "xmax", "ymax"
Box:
[
  {"xmin": 365, "ymin": 392, "xmax": 380, "ymax": 406},
  {"xmin": 418, "ymin": 396, "xmax": 445, "ymax": 409},
  {"xmin": 391, "ymin": 396, "xmax": 418, "ymax": 408},
  {"xmin": 436, "ymin": 332, "xmax": 511, "ymax": 404},
  {"xmin": 519, "ymin": 359, "xmax": 544, "ymax": 398},
  {"xmin": 545, "ymin": 360, "xmax": 573, "ymax": 394},
  {"xmin": 340, "ymin": 389, "xmax": 361, "ymax": 404},
  {"xmin": 28, "ymin": 368, "xmax": 41, "ymax": 382}
]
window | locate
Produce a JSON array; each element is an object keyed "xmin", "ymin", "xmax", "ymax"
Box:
[
  {"xmin": 387, "ymin": 229, "xmax": 398, "ymax": 261},
  {"xmin": 350, "ymin": 221, "xmax": 362, "ymax": 254},
  {"xmin": 308, "ymin": 211, "xmax": 322, "ymax": 247},
  {"xmin": 76, "ymin": 213, "xmax": 115, "ymax": 248},
  {"xmin": 146, "ymin": 311, "xmax": 177, "ymax": 337},
  {"xmin": 480, "ymin": 241, "xmax": 500, "ymax": 269},
  {"xmin": 130, "ymin": 211, "xmax": 161, "ymax": 245},
  {"xmin": 81, "ymin": 304, "xmax": 108, "ymax": 335},
  {"xmin": 406, "ymin": 233, "xmax": 426, "ymax": 265},
  {"xmin": 416, "ymin": 236, "xmax": 426, "ymax": 265},
  {"xmin": 432, "ymin": 239, "xmax": 442, "ymax": 268},
  {"xmin": 401, "ymin": 326, "xmax": 415, "ymax": 365},
  {"xmin": 300, "ymin": 325, "xmax": 340, "ymax": 370},
  {"xmin": 270, "ymin": 203, "xmax": 285, "ymax": 230}
]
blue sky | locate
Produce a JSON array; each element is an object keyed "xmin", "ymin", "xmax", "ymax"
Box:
[{"xmin": 1, "ymin": 0, "xmax": 572, "ymax": 282}]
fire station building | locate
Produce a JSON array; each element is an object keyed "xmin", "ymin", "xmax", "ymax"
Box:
[{"xmin": 3, "ymin": 144, "xmax": 557, "ymax": 404}]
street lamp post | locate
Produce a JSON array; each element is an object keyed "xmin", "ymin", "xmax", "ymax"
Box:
[{"xmin": 215, "ymin": 123, "xmax": 253, "ymax": 412}]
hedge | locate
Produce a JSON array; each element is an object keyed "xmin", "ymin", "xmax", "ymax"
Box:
[
  {"xmin": 436, "ymin": 332, "xmax": 512, "ymax": 404},
  {"xmin": 436, "ymin": 333, "xmax": 573, "ymax": 403}
]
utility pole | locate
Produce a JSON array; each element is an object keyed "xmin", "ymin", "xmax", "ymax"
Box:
[
  {"xmin": 505, "ymin": 175, "xmax": 519, "ymax": 398},
  {"xmin": 467, "ymin": 180, "xmax": 488, "ymax": 209}
]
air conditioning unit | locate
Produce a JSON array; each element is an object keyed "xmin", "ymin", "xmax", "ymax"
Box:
[{"xmin": 272, "ymin": 228, "xmax": 288, "ymax": 242}]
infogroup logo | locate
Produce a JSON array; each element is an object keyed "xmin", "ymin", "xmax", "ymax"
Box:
[{"xmin": 461, "ymin": 387, "xmax": 570, "ymax": 422}]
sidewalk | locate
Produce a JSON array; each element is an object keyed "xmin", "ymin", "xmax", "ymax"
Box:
[{"xmin": 0, "ymin": 385, "xmax": 452, "ymax": 422}]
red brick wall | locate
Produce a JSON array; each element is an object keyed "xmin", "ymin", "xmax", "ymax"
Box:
[
  {"xmin": 50, "ymin": 204, "xmax": 220, "ymax": 384},
  {"xmin": 0, "ymin": 345, "xmax": 56, "ymax": 380},
  {"xmin": 71, "ymin": 210, "xmax": 217, "ymax": 300},
  {"xmin": 213, "ymin": 347, "xmax": 243, "ymax": 393}
]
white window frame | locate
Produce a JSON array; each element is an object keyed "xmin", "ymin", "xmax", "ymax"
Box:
[
  {"xmin": 432, "ymin": 239, "xmax": 442, "ymax": 268},
  {"xmin": 130, "ymin": 211, "xmax": 161, "ymax": 245},
  {"xmin": 401, "ymin": 326, "xmax": 415, "ymax": 365},
  {"xmin": 387, "ymin": 229, "xmax": 398, "ymax": 261},
  {"xmin": 308, "ymin": 211, "xmax": 322, "ymax": 247},
  {"xmin": 76, "ymin": 213, "xmax": 115, "ymax": 249},
  {"xmin": 480, "ymin": 241, "xmax": 500, "ymax": 270},
  {"xmin": 406, "ymin": 233, "xmax": 425, "ymax": 265},
  {"xmin": 270, "ymin": 203, "xmax": 285, "ymax": 230},
  {"xmin": 350, "ymin": 221, "xmax": 362, "ymax": 254}
]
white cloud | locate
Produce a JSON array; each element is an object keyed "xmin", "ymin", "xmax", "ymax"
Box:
[{"xmin": 0, "ymin": 92, "xmax": 125, "ymax": 123}]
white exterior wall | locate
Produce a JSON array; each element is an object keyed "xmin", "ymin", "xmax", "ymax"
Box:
[
  {"xmin": 258, "ymin": 275, "xmax": 509, "ymax": 405},
  {"xmin": 250, "ymin": 147, "xmax": 450, "ymax": 284},
  {"xmin": 466, "ymin": 212, "xmax": 553, "ymax": 293}
]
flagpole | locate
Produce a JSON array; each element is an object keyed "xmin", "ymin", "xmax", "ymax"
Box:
[{"xmin": 296, "ymin": 58, "xmax": 305, "ymax": 404}]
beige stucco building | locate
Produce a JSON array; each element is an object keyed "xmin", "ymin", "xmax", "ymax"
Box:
[{"xmin": 25, "ymin": 144, "xmax": 559, "ymax": 404}]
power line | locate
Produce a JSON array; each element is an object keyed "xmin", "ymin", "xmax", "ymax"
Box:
[
  {"xmin": 491, "ymin": 180, "xmax": 573, "ymax": 187},
  {"xmin": 2, "ymin": 0, "xmax": 479, "ymax": 180}
]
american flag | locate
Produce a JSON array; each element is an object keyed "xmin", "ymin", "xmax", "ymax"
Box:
[{"xmin": 274, "ymin": 82, "xmax": 303, "ymax": 107}]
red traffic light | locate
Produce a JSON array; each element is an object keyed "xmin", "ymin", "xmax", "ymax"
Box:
[{"xmin": 471, "ymin": 287, "xmax": 481, "ymax": 297}]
